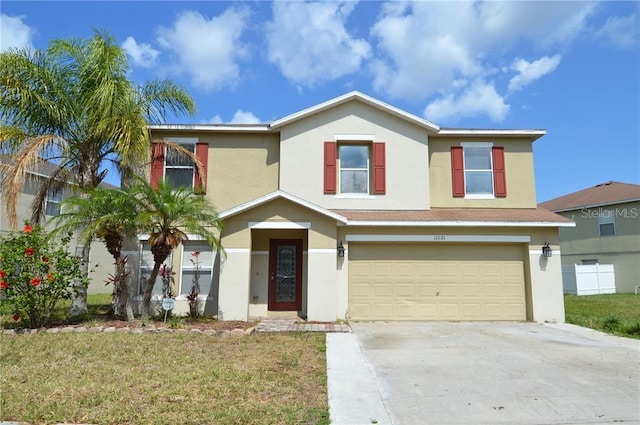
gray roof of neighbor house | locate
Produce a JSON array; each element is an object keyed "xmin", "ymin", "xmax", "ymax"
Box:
[
  {"xmin": 539, "ymin": 181, "xmax": 640, "ymax": 212},
  {"xmin": 0, "ymin": 155, "xmax": 118, "ymax": 190}
]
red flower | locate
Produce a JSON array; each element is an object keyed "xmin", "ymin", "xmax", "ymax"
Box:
[
  {"xmin": 47, "ymin": 273, "xmax": 54, "ymax": 282},
  {"xmin": 25, "ymin": 247, "xmax": 35, "ymax": 256},
  {"xmin": 42, "ymin": 257, "xmax": 49, "ymax": 263},
  {"xmin": 12, "ymin": 314, "xmax": 19, "ymax": 322},
  {"xmin": 0, "ymin": 281, "xmax": 7, "ymax": 289},
  {"xmin": 0, "ymin": 269, "xmax": 6, "ymax": 278},
  {"xmin": 30, "ymin": 277, "xmax": 41, "ymax": 286},
  {"xmin": 24, "ymin": 225, "xmax": 33, "ymax": 233},
  {"xmin": 191, "ymin": 251, "xmax": 201, "ymax": 257}
]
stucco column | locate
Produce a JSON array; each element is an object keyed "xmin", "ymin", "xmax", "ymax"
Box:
[
  {"xmin": 307, "ymin": 250, "xmax": 338, "ymax": 322},
  {"xmin": 528, "ymin": 245, "xmax": 565, "ymax": 323},
  {"xmin": 217, "ymin": 249, "xmax": 251, "ymax": 321}
]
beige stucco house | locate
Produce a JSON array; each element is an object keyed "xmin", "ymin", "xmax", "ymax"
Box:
[
  {"xmin": 0, "ymin": 158, "xmax": 113, "ymax": 295},
  {"xmin": 540, "ymin": 182, "xmax": 640, "ymax": 293},
  {"xmin": 145, "ymin": 91, "xmax": 573, "ymax": 323}
]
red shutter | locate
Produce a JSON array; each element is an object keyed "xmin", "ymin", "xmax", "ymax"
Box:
[
  {"xmin": 372, "ymin": 142, "xmax": 386, "ymax": 194},
  {"xmin": 324, "ymin": 142, "xmax": 337, "ymax": 194},
  {"xmin": 150, "ymin": 143, "xmax": 165, "ymax": 189},
  {"xmin": 492, "ymin": 146, "xmax": 506, "ymax": 197},
  {"xmin": 194, "ymin": 142, "xmax": 209, "ymax": 193},
  {"xmin": 451, "ymin": 146, "xmax": 465, "ymax": 197}
]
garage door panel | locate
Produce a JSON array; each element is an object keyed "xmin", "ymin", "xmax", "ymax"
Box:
[{"xmin": 348, "ymin": 243, "xmax": 526, "ymax": 321}]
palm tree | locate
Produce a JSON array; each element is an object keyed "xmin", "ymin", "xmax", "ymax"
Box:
[
  {"xmin": 52, "ymin": 187, "xmax": 139, "ymax": 321},
  {"xmin": 0, "ymin": 31, "xmax": 196, "ymax": 315},
  {"xmin": 128, "ymin": 177, "xmax": 223, "ymax": 319}
]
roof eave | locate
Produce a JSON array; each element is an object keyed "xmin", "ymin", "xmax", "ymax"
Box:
[
  {"xmin": 437, "ymin": 129, "xmax": 546, "ymax": 141},
  {"xmin": 342, "ymin": 220, "xmax": 575, "ymax": 227},
  {"xmin": 270, "ymin": 91, "xmax": 440, "ymax": 132}
]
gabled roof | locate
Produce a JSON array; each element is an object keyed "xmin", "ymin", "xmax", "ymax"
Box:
[
  {"xmin": 270, "ymin": 91, "xmax": 441, "ymax": 132},
  {"xmin": 219, "ymin": 190, "xmax": 347, "ymax": 224},
  {"xmin": 332, "ymin": 208, "xmax": 574, "ymax": 227},
  {"xmin": 539, "ymin": 181, "xmax": 640, "ymax": 212}
]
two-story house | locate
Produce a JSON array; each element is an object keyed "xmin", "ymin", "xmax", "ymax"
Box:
[
  {"xmin": 540, "ymin": 182, "xmax": 640, "ymax": 293},
  {"xmin": 146, "ymin": 91, "xmax": 572, "ymax": 323}
]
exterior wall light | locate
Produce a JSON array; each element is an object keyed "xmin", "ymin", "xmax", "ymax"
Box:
[
  {"xmin": 337, "ymin": 241, "xmax": 345, "ymax": 257},
  {"xmin": 542, "ymin": 241, "xmax": 552, "ymax": 258}
]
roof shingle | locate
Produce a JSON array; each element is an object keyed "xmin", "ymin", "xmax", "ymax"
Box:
[{"xmin": 539, "ymin": 181, "xmax": 640, "ymax": 212}]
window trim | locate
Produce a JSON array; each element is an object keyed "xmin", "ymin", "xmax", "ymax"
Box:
[
  {"xmin": 164, "ymin": 137, "xmax": 197, "ymax": 189},
  {"xmin": 324, "ymin": 140, "xmax": 386, "ymax": 196},
  {"xmin": 178, "ymin": 241, "xmax": 215, "ymax": 298},
  {"xmin": 338, "ymin": 143, "xmax": 370, "ymax": 195},
  {"xmin": 452, "ymin": 142, "xmax": 506, "ymax": 199}
]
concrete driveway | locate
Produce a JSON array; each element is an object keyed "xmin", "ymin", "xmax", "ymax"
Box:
[{"xmin": 327, "ymin": 322, "xmax": 639, "ymax": 425}]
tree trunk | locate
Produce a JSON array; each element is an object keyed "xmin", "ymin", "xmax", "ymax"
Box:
[
  {"xmin": 117, "ymin": 256, "xmax": 135, "ymax": 321},
  {"xmin": 70, "ymin": 241, "xmax": 90, "ymax": 316},
  {"xmin": 141, "ymin": 259, "xmax": 163, "ymax": 320}
]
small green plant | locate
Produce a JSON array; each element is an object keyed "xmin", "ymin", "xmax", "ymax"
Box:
[
  {"xmin": 624, "ymin": 322, "xmax": 640, "ymax": 336},
  {"xmin": 186, "ymin": 250, "xmax": 201, "ymax": 318},
  {"xmin": 0, "ymin": 225, "xmax": 87, "ymax": 328},
  {"xmin": 602, "ymin": 314, "xmax": 621, "ymax": 331},
  {"xmin": 168, "ymin": 315, "xmax": 184, "ymax": 329}
]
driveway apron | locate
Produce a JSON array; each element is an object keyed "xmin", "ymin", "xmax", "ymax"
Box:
[{"xmin": 347, "ymin": 322, "xmax": 639, "ymax": 425}]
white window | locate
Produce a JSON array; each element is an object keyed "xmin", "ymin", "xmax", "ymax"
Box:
[
  {"xmin": 463, "ymin": 144, "xmax": 493, "ymax": 196},
  {"xmin": 45, "ymin": 189, "xmax": 62, "ymax": 216},
  {"xmin": 180, "ymin": 242, "xmax": 214, "ymax": 297},
  {"xmin": 139, "ymin": 240, "xmax": 170, "ymax": 297},
  {"xmin": 598, "ymin": 212, "xmax": 615, "ymax": 236},
  {"xmin": 165, "ymin": 138, "xmax": 197, "ymax": 189},
  {"xmin": 339, "ymin": 144, "xmax": 369, "ymax": 194}
]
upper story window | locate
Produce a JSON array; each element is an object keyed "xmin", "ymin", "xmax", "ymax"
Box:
[
  {"xmin": 45, "ymin": 188, "xmax": 62, "ymax": 216},
  {"xmin": 598, "ymin": 212, "xmax": 615, "ymax": 236},
  {"xmin": 451, "ymin": 142, "xmax": 506, "ymax": 198},
  {"xmin": 165, "ymin": 142, "xmax": 195, "ymax": 188},
  {"xmin": 150, "ymin": 137, "xmax": 208, "ymax": 193},
  {"xmin": 339, "ymin": 145, "xmax": 369, "ymax": 194},
  {"xmin": 324, "ymin": 140, "xmax": 385, "ymax": 196}
]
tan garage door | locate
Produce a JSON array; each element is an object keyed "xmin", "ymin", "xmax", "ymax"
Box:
[{"xmin": 348, "ymin": 243, "xmax": 526, "ymax": 321}]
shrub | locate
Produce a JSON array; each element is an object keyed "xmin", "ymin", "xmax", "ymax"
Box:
[
  {"xmin": 602, "ymin": 314, "xmax": 621, "ymax": 332},
  {"xmin": 0, "ymin": 225, "xmax": 87, "ymax": 328},
  {"xmin": 624, "ymin": 322, "xmax": 640, "ymax": 337}
]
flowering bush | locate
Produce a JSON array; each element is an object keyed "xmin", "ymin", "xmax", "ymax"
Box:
[{"xmin": 0, "ymin": 225, "xmax": 87, "ymax": 328}]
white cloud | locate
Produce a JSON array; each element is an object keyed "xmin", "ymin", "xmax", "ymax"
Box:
[
  {"xmin": 594, "ymin": 14, "xmax": 638, "ymax": 49},
  {"xmin": 208, "ymin": 110, "xmax": 260, "ymax": 124},
  {"xmin": 266, "ymin": 1, "xmax": 371, "ymax": 87},
  {"xmin": 1, "ymin": 14, "xmax": 35, "ymax": 52},
  {"xmin": 371, "ymin": 1, "xmax": 597, "ymax": 121},
  {"xmin": 424, "ymin": 80, "xmax": 509, "ymax": 123},
  {"xmin": 121, "ymin": 36, "xmax": 160, "ymax": 68},
  {"xmin": 156, "ymin": 8, "xmax": 249, "ymax": 91},
  {"xmin": 229, "ymin": 110, "xmax": 261, "ymax": 124},
  {"xmin": 508, "ymin": 55, "xmax": 562, "ymax": 93}
]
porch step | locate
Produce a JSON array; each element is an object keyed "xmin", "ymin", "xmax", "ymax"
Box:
[{"xmin": 254, "ymin": 317, "xmax": 351, "ymax": 333}]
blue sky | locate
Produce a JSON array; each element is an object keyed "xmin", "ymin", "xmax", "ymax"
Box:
[{"xmin": 2, "ymin": 1, "xmax": 638, "ymax": 202}]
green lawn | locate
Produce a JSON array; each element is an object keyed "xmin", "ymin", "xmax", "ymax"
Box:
[
  {"xmin": 0, "ymin": 332, "xmax": 329, "ymax": 425},
  {"xmin": 564, "ymin": 293, "xmax": 640, "ymax": 339}
]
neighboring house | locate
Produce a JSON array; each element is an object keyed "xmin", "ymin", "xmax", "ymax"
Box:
[
  {"xmin": 539, "ymin": 182, "xmax": 640, "ymax": 293},
  {"xmin": 145, "ymin": 91, "xmax": 573, "ymax": 323},
  {"xmin": 0, "ymin": 157, "xmax": 114, "ymax": 295}
]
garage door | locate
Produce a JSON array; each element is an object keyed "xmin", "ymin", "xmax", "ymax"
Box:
[{"xmin": 348, "ymin": 243, "xmax": 526, "ymax": 321}]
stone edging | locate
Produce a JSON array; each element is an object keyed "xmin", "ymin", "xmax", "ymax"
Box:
[{"xmin": 1, "ymin": 326, "xmax": 254, "ymax": 338}]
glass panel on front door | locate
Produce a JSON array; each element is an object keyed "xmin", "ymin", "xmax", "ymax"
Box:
[{"xmin": 276, "ymin": 245, "xmax": 297, "ymax": 302}]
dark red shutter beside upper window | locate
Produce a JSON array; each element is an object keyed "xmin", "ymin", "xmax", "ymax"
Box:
[
  {"xmin": 372, "ymin": 142, "xmax": 386, "ymax": 194},
  {"xmin": 492, "ymin": 146, "xmax": 506, "ymax": 197},
  {"xmin": 194, "ymin": 142, "xmax": 209, "ymax": 193},
  {"xmin": 451, "ymin": 146, "xmax": 465, "ymax": 197},
  {"xmin": 324, "ymin": 142, "xmax": 337, "ymax": 194},
  {"xmin": 150, "ymin": 143, "xmax": 165, "ymax": 189}
]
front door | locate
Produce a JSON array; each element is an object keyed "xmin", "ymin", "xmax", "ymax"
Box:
[{"xmin": 268, "ymin": 239, "xmax": 302, "ymax": 311}]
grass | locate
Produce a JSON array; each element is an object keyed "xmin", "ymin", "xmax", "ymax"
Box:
[
  {"xmin": 0, "ymin": 332, "xmax": 329, "ymax": 425},
  {"xmin": 564, "ymin": 293, "xmax": 640, "ymax": 339}
]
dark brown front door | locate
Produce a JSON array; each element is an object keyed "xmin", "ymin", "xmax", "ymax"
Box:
[{"xmin": 268, "ymin": 239, "xmax": 302, "ymax": 311}]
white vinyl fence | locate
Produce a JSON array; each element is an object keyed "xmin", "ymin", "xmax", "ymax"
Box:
[{"xmin": 562, "ymin": 264, "xmax": 616, "ymax": 296}]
